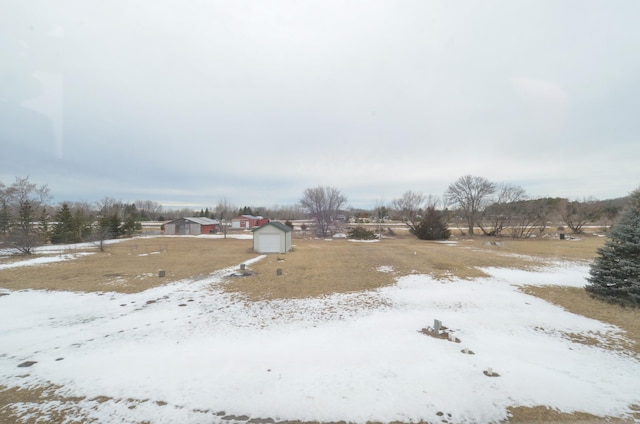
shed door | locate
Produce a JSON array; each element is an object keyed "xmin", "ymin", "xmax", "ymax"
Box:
[{"xmin": 259, "ymin": 234, "xmax": 281, "ymax": 253}]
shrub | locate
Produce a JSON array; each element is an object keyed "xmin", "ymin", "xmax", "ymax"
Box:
[
  {"xmin": 413, "ymin": 207, "xmax": 451, "ymax": 240},
  {"xmin": 348, "ymin": 226, "xmax": 376, "ymax": 240}
]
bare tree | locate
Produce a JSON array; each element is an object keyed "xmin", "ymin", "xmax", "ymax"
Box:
[
  {"xmin": 97, "ymin": 197, "xmax": 122, "ymax": 218},
  {"xmin": 478, "ymin": 184, "xmax": 527, "ymax": 236},
  {"xmin": 3, "ymin": 177, "xmax": 52, "ymax": 254},
  {"xmin": 391, "ymin": 191, "xmax": 427, "ymax": 233},
  {"xmin": 372, "ymin": 199, "xmax": 389, "ymax": 235},
  {"xmin": 135, "ymin": 200, "xmax": 163, "ymax": 221},
  {"xmin": 0, "ymin": 181, "xmax": 9, "ymax": 242},
  {"xmin": 264, "ymin": 204, "xmax": 306, "ymax": 221},
  {"xmin": 215, "ymin": 197, "xmax": 235, "ymax": 238},
  {"xmin": 561, "ymin": 198, "xmax": 602, "ymax": 233},
  {"xmin": 299, "ymin": 186, "xmax": 347, "ymax": 236},
  {"xmin": 509, "ymin": 199, "xmax": 547, "ymax": 238},
  {"xmin": 445, "ymin": 175, "xmax": 496, "ymax": 236}
]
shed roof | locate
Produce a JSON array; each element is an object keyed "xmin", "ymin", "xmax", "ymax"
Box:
[
  {"xmin": 233, "ymin": 215, "xmax": 263, "ymax": 220},
  {"xmin": 167, "ymin": 217, "xmax": 220, "ymax": 225},
  {"xmin": 252, "ymin": 221, "xmax": 292, "ymax": 233}
]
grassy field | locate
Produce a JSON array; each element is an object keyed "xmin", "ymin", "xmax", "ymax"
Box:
[
  {"xmin": 2, "ymin": 232, "xmax": 639, "ymax": 423},
  {"xmin": 0, "ymin": 233, "xmax": 605, "ymax": 297}
]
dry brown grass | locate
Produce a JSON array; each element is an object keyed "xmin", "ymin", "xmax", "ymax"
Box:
[
  {"xmin": 0, "ymin": 384, "xmax": 88, "ymax": 424},
  {"xmin": 506, "ymin": 405, "xmax": 635, "ymax": 423},
  {"xmin": 1, "ymin": 235, "xmax": 605, "ymax": 299},
  {"xmin": 521, "ymin": 285, "xmax": 640, "ymax": 356},
  {"xmin": 224, "ymin": 236, "xmax": 604, "ymax": 301},
  {"xmin": 0, "ymin": 237, "xmax": 257, "ymax": 293}
]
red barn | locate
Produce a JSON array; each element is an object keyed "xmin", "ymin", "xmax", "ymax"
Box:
[{"xmin": 230, "ymin": 215, "xmax": 269, "ymax": 229}]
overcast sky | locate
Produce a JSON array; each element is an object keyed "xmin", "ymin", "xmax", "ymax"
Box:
[{"xmin": 2, "ymin": 1, "xmax": 639, "ymax": 210}]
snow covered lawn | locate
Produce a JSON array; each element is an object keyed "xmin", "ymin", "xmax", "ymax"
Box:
[{"xmin": 1, "ymin": 260, "xmax": 639, "ymax": 423}]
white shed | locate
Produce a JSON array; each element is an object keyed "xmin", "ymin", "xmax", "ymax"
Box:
[{"xmin": 252, "ymin": 222, "xmax": 292, "ymax": 253}]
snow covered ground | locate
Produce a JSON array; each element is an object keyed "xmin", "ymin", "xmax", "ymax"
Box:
[{"xmin": 1, "ymin": 258, "xmax": 639, "ymax": 423}]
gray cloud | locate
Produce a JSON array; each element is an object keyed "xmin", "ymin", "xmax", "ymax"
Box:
[{"xmin": 2, "ymin": 1, "xmax": 639, "ymax": 209}]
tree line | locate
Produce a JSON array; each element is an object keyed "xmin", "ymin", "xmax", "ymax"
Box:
[
  {"xmin": 300, "ymin": 180, "xmax": 639, "ymax": 308},
  {"xmin": 0, "ymin": 178, "xmax": 165, "ymax": 253},
  {"xmin": 0, "ymin": 177, "xmax": 305, "ymax": 253},
  {"xmin": 2, "ymin": 176, "xmax": 637, "ymax": 308},
  {"xmin": 0, "ymin": 175, "xmax": 632, "ymax": 254},
  {"xmin": 299, "ymin": 176, "xmax": 630, "ymax": 240}
]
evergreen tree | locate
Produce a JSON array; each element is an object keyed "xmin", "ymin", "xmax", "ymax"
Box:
[
  {"xmin": 586, "ymin": 187, "xmax": 640, "ymax": 306},
  {"xmin": 40, "ymin": 207, "xmax": 50, "ymax": 239},
  {"xmin": 0, "ymin": 201, "xmax": 10, "ymax": 240},
  {"xmin": 99, "ymin": 213, "xmax": 122, "ymax": 239},
  {"xmin": 120, "ymin": 203, "xmax": 141, "ymax": 237},
  {"xmin": 50, "ymin": 203, "xmax": 78, "ymax": 244},
  {"xmin": 413, "ymin": 206, "xmax": 451, "ymax": 240},
  {"xmin": 124, "ymin": 203, "xmax": 139, "ymax": 221},
  {"xmin": 121, "ymin": 215, "xmax": 141, "ymax": 236}
]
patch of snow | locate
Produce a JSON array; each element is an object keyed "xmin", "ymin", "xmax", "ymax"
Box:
[
  {"xmin": 348, "ymin": 239, "xmax": 379, "ymax": 243},
  {"xmin": 0, "ymin": 252, "xmax": 94, "ymax": 270},
  {"xmin": 482, "ymin": 263, "xmax": 591, "ymax": 288},
  {"xmin": 377, "ymin": 265, "xmax": 395, "ymax": 273},
  {"xmin": 1, "ymin": 262, "xmax": 639, "ymax": 423},
  {"xmin": 33, "ymin": 239, "xmax": 127, "ymax": 253}
]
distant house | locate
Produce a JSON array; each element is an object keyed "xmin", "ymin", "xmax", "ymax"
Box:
[
  {"xmin": 231, "ymin": 214, "xmax": 269, "ymax": 229},
  {"xmin": 252, "ymin": 221, "xmax": 292, "ymax": 253},
  {"xmin": 163, "ymin": 217, "xmax": 220, "ymax": 235}
]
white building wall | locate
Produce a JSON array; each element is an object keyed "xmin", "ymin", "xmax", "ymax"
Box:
[
  {"xmin": 164, "ymin": 223, "xmax": 176, "ymax": 235},
  {"xmin": 254, "ymin": 226, "xmax": 289, "ymax": 253}
]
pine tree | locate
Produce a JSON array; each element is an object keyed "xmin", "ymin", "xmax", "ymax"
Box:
[
  {"xmin": 0, "ymin": 201, "xmax": 10, "ymax": 240},
  {"xmin": 99, "ymin": 213, "xmax": 122, "ymax": 240},
  {"xmin": 413, "ymin": 206, "xmax": 451, "ymax": 240},
  {"xmin": 50, "ymin": 203, "xmax": 78, "ymax": 244},
  {"xmin": 586, "ymin": 187, "xmax": 640, "ymax": 307}
]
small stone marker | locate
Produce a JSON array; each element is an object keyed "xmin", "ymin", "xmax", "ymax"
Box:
[
  {"xmin": 240, "ymin": 264, "xmax": 246, "ymax": 270},
  {"xmin": 433, "ymin": 319, "xmax": 442, "ymax": 336},
  {"xmin": 158, "ymin": 270, "xmax": 165, "ymax": 277},
  {"xmin": 276, "ymin": 268, "xmax": 282, "ymax": 276},
  {"xmin": 483, "ymin": 367, "xmax": 500, "ymax": 377}
]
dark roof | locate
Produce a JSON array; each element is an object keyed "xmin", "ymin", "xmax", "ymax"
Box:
[{"xmin": 252, "ymin": 221, "xmax": 292, "ymax": 233}]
